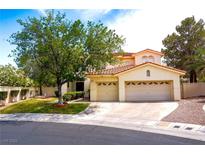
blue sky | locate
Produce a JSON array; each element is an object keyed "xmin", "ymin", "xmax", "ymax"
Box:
[
  {"xmin": 1, "ymin": 4, "xmax": 205, "ymax": 66},
  {"xmin": 0, "ymin": 9, "xmax": 130, "ymax": 66}
]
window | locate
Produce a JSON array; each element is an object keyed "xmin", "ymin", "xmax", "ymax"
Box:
[
  {"xmin": 146, "ymin": 70, "xmax": 150, "ymax": 77},
  {"xmin": 142, "ymin": 56, "xmax": 148, "ymax": 63},
  {"xmin": 142, "ymin": 55, "xmax": 155, "ymax": 63},
  {"xmin": 148, "ymin": 56, "xmax": 154, "ymax": 62}
]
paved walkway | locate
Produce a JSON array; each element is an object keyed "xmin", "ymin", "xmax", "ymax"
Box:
[{"xmin": 1, "ymin": 102, "xmax": 205, "ymax": 141}]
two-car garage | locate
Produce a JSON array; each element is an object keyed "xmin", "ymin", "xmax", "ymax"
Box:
[
  {"xmin": 125, "ymin": 81, "xmax": 172, "ymax": 101},
  {"xmin": 95, "ymin": 80, "xmax": 172, "ymax": 102}
]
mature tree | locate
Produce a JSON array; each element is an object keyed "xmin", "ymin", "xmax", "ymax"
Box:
[
  {"xmin": 9, "ymin": 11, "xmax": 125, "ymax": 104},
  {"xmin": 192, "ymin": 49, "xmax": 205, "ymax": 81},
  {"xmin": 20, "ymin": 60, "xmax": 56, "ymax": 95},
  {"xmin": 162, "ymin": 16, "xmax": 205, "ymax": 82},
  {"xmin": 0, "ymin": 64, "xmax": 34, "ymax": 87}
]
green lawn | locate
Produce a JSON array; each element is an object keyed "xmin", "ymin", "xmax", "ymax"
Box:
[{"xmin": 0, "ymin": 98, "xmax": 89, "ymax": 114}]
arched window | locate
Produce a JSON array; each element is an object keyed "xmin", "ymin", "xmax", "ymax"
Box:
[
  {"xmin": 142, "ymin": 56, "xmax": 148, "ymax": 63},
  {"xmin": 142, "ymin": 55, "xmax": 155, "ymax": 63},
  {"xmin": 148, "ymin": 56, "xmax": 155, "ymax": 63},
  {"xmin": 146, "ymin": 70, "xmax": 150, "ymax": 77}
]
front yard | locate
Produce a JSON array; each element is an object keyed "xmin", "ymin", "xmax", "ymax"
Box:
[{"xmin": 0, "ymin": 98, "xmax": 89, "ymax": 114}]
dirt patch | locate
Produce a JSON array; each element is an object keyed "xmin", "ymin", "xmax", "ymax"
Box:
[{"xmin": 162, "ymin": 97, "xmax": 205, "ymax": 125}]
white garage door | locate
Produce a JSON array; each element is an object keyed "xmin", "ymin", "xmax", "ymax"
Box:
[
  {"xmin": 125, "ymin": 81, "xmax": 171, "ymax": 101},
  {"xmin": 97, "ymin": 82, "xmax": 118, "ymax": 101}
]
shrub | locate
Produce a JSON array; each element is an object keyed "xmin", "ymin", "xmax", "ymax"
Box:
[
  {"xmin": 63, "ymin": 93, "xmax": 72, "ymax": 101},
  {"xmin": 76, "ymin": 91, "xmax": 84, "ymax": 98},
  {"xmin": 63, "ymin": 91, "xmax": 84, "ymax": 102},
  {"xmin": 0, "ymin": 92, "xmax": 7, "ymax": 100}
]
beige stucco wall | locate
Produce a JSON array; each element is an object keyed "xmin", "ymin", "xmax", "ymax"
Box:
[
  {"xmin": 84, "ymin": 78, "xmax": 90, "ymax": 97},
  {"xmin": 121, "ymin": 59, "xmax": 135, "ymax": 65},
  {"xmin": 135, "ymin": 52, "xmax": 162, "ymax": 65},
  {"xmin": 182, "ymin": 82, "xmax": 205, "ymax": 98},
  {"xmin": 117, "ymin": 65, "xmax": 181, "ymax": 101},
  {"xmin": 42, "ymin": 87, "xmax": 57, "ymax": 97}
]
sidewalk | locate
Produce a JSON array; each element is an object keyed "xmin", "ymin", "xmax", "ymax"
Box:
[{"xmin": 0, "ymin": 111, "xmax": 205, "ymax": 142}]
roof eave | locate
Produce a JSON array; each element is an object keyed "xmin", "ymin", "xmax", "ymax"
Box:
[{"xmin": 114, "ymin": 62, "xmax": 186, "ymax": 76}]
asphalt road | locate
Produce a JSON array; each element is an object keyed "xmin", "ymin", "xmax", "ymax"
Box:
[{"xmin": 0, "ymin": 121, "xmax": 204, "ymax": 145}]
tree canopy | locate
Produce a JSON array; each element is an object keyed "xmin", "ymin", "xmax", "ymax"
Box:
[
  {"xmin": 0, "ymin": 64, "xmax": 34, "ymax": 87},
  {"xmin": 162, "ymin": 16, "xmax": 205, "ymax": 82},
  {"xmin": 9, "ymin": 10, "xmax": 125, "ymax": 103}
]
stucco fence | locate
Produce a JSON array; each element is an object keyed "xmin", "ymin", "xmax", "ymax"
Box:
[
  {"xmin": 0, "ymin": 86, "xmax": 37, "ymax": 106},
  {"xmin": 181, "ymin": 82, "xmax": 205, "ymax": 98}
]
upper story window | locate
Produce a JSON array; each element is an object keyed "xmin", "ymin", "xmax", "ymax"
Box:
[
  {"xmin": 146, "ymin": 70, "xmax": 150, "ymax": 77},
  {"xmin": 148, "ymin": 56, "xmax": 154, "ymax": 63},
  {"xmin": 142, "ymin": 56, "xmax": 148, "ymax": 63},
  {"xmin": 142, "ymin": 55, "xmax": 155, "ymax": 63}
]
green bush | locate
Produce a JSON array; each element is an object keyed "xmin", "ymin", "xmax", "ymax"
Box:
[
  {"xmin": 63, "ymin": 91, "xmax": 84, "ymax": 102},
  {"xmin": 76, "ymin": 91, "xmax": 84, "ymax": 98},
  {"xmin": 63, "ymin": 93, "xmax": 72, "ymax": 101},
  {"xmin": 0, "ymin": 92, "xmax": 7, "ymax": 100}
]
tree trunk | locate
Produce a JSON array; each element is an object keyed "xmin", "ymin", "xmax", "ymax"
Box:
[
  {"xmin": 57, "ymin": 79, "xmax": 63, "ymax": 104},
  {"xmin": 190, "ymin": 70, "xmax": 197, "ymax": 83},
  {"xmin": 39, "ymin": 84, "xmax": 43, "ymax": 96}
]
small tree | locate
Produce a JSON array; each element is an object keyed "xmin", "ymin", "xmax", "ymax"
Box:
[
  {"xmin": 162, "ymin": 16, "xmax": 205, "ymax": 83},
  {"xmin": 9, "ymin": 11, "xmax": 125, "ymax": 104}
]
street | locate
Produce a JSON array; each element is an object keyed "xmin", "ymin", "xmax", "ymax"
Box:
[{"xmin": 0, "ymin": 121, "xmax": 204, "ymax": 145}]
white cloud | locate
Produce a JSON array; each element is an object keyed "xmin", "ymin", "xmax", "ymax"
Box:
[
  {"xmin": 107, "ymin": 0, "xmax": 205, "ymax": 52},
  {"xmin": 77, "ymin": 9, "xmax": 111, "ymax": 21}
]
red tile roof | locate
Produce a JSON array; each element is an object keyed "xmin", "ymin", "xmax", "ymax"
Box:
[
  {"xmin": 113, "ymin": 52, "xmax": 134, "ymax": 56},
  {"xmin": 113, "ymin": 49, "xmax": 164, "ymax": 57},
  {"xmin": 87, "ymin": 64, "xmax": 135, "ymax": 75},
  {"xmin": 87, "ymin": 62, "xmax": 186, "ymax": 75}
]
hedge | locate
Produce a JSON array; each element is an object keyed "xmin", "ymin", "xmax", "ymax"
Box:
[{"xmin": 63, "ymin": 91, "xmax": 84, "ymax": 102}]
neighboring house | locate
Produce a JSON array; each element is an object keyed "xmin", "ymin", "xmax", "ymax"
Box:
[{"xmin": 86, "ymin": 49, "xmax": 186, "ymax": 102}]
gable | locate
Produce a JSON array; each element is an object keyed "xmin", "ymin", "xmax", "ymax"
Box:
[
  {"xmin": 115, "ymin": 64, "xmax": 184, "ymax": 81},
  {"xmin": 134, "ymin": 49, "xmax": 164, "ymax": 56}
]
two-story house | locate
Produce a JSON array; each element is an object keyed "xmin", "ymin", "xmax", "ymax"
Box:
[{"xmin": 86, "ymin": 49, "xmax": 186, "ymax": 102}]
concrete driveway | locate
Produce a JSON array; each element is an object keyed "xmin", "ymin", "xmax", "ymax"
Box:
[{"xmin": 89, "ymin": 102, "xmax": 179, "ymax": 123}]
